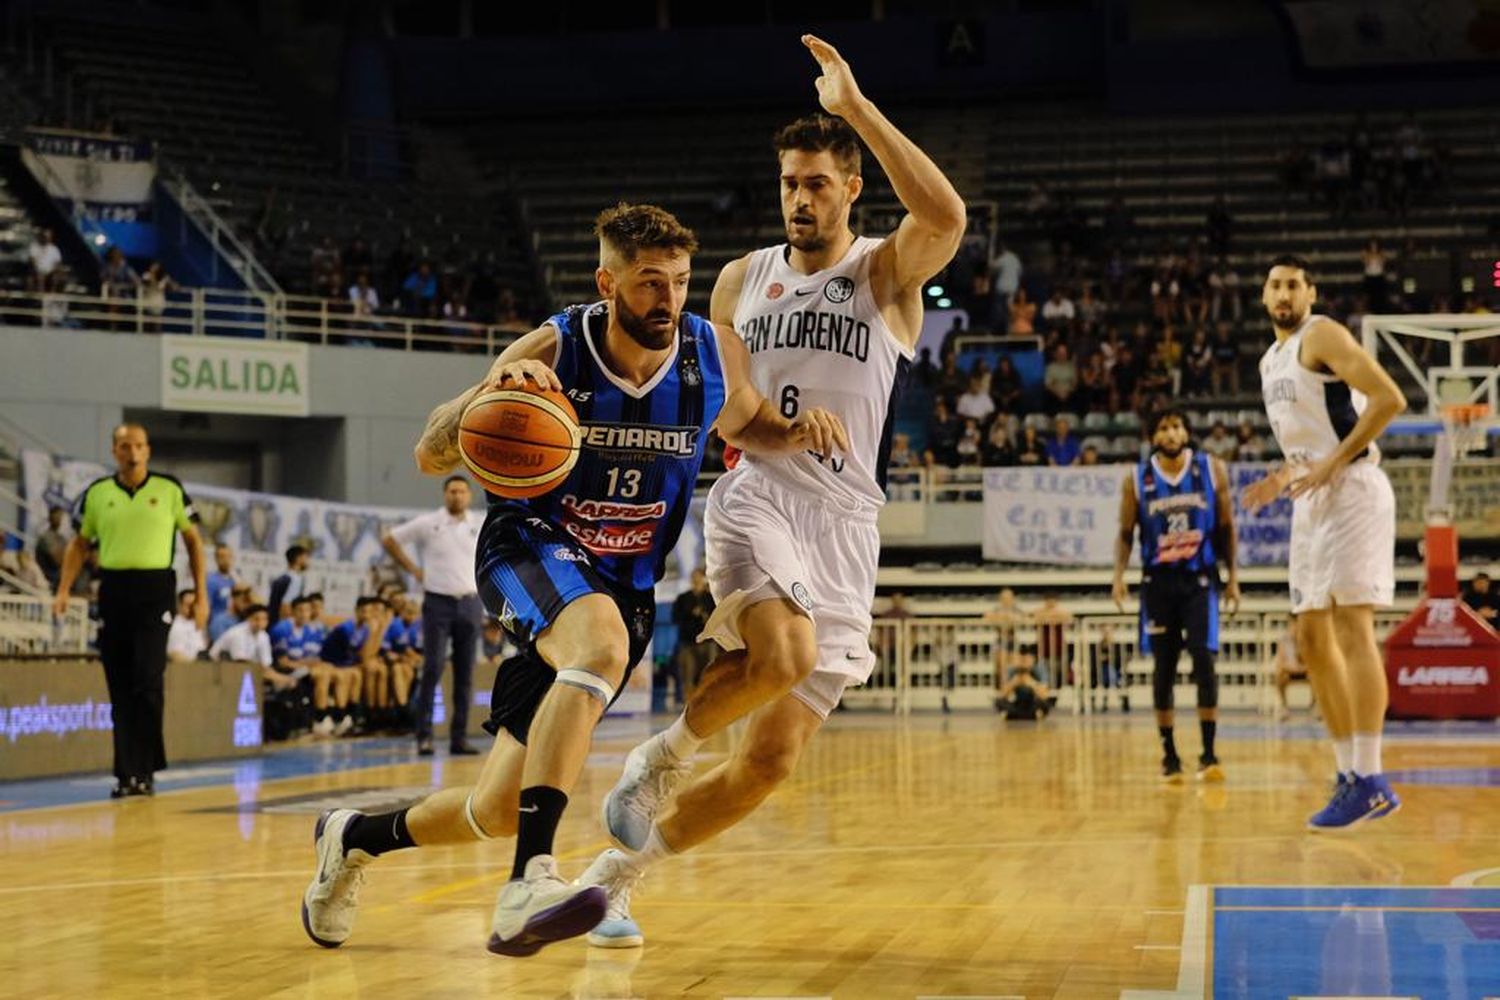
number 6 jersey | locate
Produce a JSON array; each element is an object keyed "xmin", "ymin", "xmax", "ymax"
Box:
[{"xmin": 731, "ymin": 236, "xmax": 913, "ymax": 513}]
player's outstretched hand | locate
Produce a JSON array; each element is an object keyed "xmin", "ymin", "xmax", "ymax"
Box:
[
  {"xmin": 803, "ymin": 34, "xmax": 866, "ymax": 120},
  {"xmin": 792, "ymin": 406, "xmax": 850, "ymax": 460},
  {"xmin": 484, "ymin": 358, "xmax": 562, "ymax": 394},
  {"xmin": 1110, "ymin": 576, "xmax": 1127, "ymax": 612}
]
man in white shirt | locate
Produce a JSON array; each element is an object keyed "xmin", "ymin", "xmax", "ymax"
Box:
[
  {"xmin": 1041, "ymin": 288, "xmax": 1076, "ymax": 329},
  {"xmin": 167, "ymin": 589, "xmax": 206, "ymax": 662},
  {"xmin": 28, "ymin": 228, "xmax": 62, "ymax": 292},
  {"xmin": 209, "ymin": 604, "xmax": 290, "ymax": 690},
  {"xmin": 382, "ymin": 475, "xmax": 484, "ymax": 756}
]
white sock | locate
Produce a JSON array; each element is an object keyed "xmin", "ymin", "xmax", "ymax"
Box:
[
  {"xmin": 660, "ymin": 714, "xmax": 704, "ymax": 762},
  {"xmin": 1333, "ymin": 738, "xmax": 1354, "ymax": 776},
  {"xmin": 1352, "ymin": 733, "xmax": 1382, "ymax": 777},
  {"xmin": 629, "ymin": 825, "xmax": 677, "ymax": 873}
]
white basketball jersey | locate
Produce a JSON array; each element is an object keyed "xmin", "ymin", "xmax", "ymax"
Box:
[
  {"xmin": 1258, "ymin": 313, "xmax": 1379, "ymax": 465},
  {"xmin": 732, "ymin": 236, "xmax": 913, "ymax": 511}
]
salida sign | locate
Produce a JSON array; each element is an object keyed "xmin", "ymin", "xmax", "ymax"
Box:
[
  {"xmin": 1385, "ymin": 598, "xmax": 1500, "ymax": 719},
  {"xmin": 160, "ymin": 335, "xmax": 310, "ymax": 416}
]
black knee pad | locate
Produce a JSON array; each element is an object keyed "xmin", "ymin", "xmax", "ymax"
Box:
[
  {"xmin": 1151, "ymin": 633, "xmax": 1183, "ymax": 712},
  {"xmin": 1191, "ymin": 649, "xmax": 1219, "ymax": 709}
]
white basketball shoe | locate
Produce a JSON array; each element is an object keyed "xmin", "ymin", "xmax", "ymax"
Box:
[
  {"xmin": 601, "ymin": 734, "xmax": 694, "ymax": 851},
  {"xmin": 487, "ymin": 855, "xmax": 607, "ymax": 957},
  {"xmin": 576, "ymin": 848, "xmax": 645, "ymax": 948},
  {"xmin": 300, "ymin": 809, "xmax": 371, "ymax": 948}
]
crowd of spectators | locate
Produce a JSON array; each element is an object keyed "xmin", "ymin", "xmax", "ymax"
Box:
[{"xmin": 1279, "ymin": 113, "xmax": 1450, "ymax": 219}]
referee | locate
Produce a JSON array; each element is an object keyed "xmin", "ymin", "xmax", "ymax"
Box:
[
  {"xmin": 52, "ymin": 423, "xmax": 208, "ymax": 798},
  {"xmin": 382, "ymin": 474, "xmax": 483, "ymax": 756}
]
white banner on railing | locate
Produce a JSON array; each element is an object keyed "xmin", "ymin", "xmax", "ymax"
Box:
[
  {"xmin": 21, "ymin": 130, "xmax": 155, "ymax": 210},
  {"xmin": 982, "ymin": 465, "xmax": 1129, "ymax": 565},
  {"xmin": 161, "ymin": 335, "xmax": 310, "ymax": 416}
]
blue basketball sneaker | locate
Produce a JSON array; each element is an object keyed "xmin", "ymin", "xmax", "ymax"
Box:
[
  {"xmin": 1308, "ymin": 773, "xmax": 1401, "ymax": 832},
  {"xmin": 576, "ymin": 848, "xmax": 645, "ymax": 948}
]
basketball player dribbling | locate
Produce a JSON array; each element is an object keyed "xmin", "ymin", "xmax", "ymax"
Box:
[
  {"xmin": 578, "ymin": 35, "xmax": 967, "ymax": 945},
  {"xmin": 1243, "ymin": 254, "xmax": 1407, "ymax": 831},
  {"xmin": 299, "ymin": 202, "xmax": 847, "ymax": 957}
]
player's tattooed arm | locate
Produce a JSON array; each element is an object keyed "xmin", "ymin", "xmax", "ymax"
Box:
[
  {"xmin": 414, "ymin": 324, "xmax": 560, "ymax": 475},
  {"xmin": 711, "ymin": 325, "xmax": 849, "ymax": 458}
]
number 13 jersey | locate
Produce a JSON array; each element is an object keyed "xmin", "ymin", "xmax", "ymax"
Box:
[{"xmin": 732, "ymin": 236, "xmax": 913, "ymax": 513}]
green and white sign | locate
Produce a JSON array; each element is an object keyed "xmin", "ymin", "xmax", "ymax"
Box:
[{"xmin": 161, "ymin": 336, "xmax": 310, "ymax": 416}]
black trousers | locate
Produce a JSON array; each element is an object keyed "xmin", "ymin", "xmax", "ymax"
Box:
[
  {"xmin": 417, "ymin": 593, "xmax": 482, "ymax": 742},
  {"xmin": 97, "ymin": 569, "xmax": 175, "ymax": 782}
]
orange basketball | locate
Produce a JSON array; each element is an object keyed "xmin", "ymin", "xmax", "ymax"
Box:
[{"xmin": 458, "ymin": 386, "xmax": 581, "ymax": 499}]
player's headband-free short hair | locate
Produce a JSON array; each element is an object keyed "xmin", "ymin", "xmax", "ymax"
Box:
[
  {"xmin": 443, "ymin": 474, "xmax": 470, "ymax": 489},
  {"xmin": 594, "ymin": 202, "xmax": 699, "ymax": 266},
  {"xmin": 1150, "ymin": 407, "xmax": 1193, "ymax": 439},
  {"xmin": 773, "ymin": 114, "xmax": 862, "ymax": 177},
  {"xmin": 1266, "ymin": 253, "xmax": 1313, "ymax": 283}
]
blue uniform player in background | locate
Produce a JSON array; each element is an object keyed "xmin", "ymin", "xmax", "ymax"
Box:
[
  {"xmin": 1113, "ymin": 408, "xmax": 1241, "ymax": 783},
  {"xmin": 301, "ymin": 202, "xmax": 848, "ymax": 957}
]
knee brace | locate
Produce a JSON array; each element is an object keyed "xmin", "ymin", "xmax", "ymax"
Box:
[
  {"xmin": 463, "ymin": 792, "xmax": 500, "ymax": 841},
  {"xmin": 1191, "ymin": 649, "xmax": 1219, "ymax": 709},
  {"xmin": 1151, "ymin": 632, "xmax": 1184, "ymax": 712},
  {"xmin": 555, "ymin": 667, "xmax": 617, "ymax": 707}
]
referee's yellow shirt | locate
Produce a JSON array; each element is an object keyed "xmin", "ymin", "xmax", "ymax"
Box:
[{"xmin": 73, "ymin": 474, "xmax": 197, "ymax": 570}]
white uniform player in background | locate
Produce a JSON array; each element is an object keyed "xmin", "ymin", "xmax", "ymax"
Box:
[
  {"xmin": 1243, "ymin": 254, "xmax": 1407, "ymax": 832},
  {"xmin": 575, "ymin": 34, "xmax": 967, "ymax": 946}
]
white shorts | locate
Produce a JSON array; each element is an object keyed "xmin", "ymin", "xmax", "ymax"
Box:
[
  {"xmin": 1288, "ymin": 461, "xmax": 1396, "ymax": 614},
  {"xmin": 697, "ymin": 465, "xmax": 880, "ymax": 718}
]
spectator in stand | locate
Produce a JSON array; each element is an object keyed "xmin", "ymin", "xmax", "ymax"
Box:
[
  {"xmin": 210, "ymin": 584, "xmax": 253, "ymax": 643},
  {"xmin": 1045, "ymin": 416, "xmax": 1081, "ymax": 467},
  {"xmin": 402, "ymin": 261, "xmax": 439, "ymax": 318},
  {"xmin": 100, "ymin": 246, "xmax": 139, "ymax": 301},
  {"xmin": 28, "ymin": 228, "xmax": 64, "ymax": 292},
  {"xmin": 989, "ymin": 241, "xmax": 1022, "ymax": 328},
  {"xmin": 1015, "ymin": 425, "xmax": 1046, "ymax": 466},
  {"xmin": 990, "ymin": 354, "xmax": 1024, "ymax": 415},
  {"xmin": 167, "ymin": 589, "xmax": 206, "ymax": 663},
  {"xmin": 1202, "ymin": 422, "xmax": 1239, "ymax": 462},
  {"xmin": 34, "ymin": 506, "xmax": 69, "ymax": 590},
  {"xmin": 956, "ymin": 418, "xmax": 982, "ymax": 466},
  {"xmin": 268, "ymin": 544, "xmax": 310, "ymax": 624},
  {"xmin": 1077, "ymin": 284, "xmax": 1107, "ymax": 329},
  {"xmin": 1181, "ymin": 251, "xmax": 1209, "ymax": 325},
  {"xmin": 1208, "ymin": 259, "xmax": 1242, "ymax": 323},
  {"xmin": 1040, "ymin": 287, "xmax": 1076, "ymax": 333},
  {"xmin": 206, "ymin": 544, "xmax": 238, "ymax": 623},
  {"xmin": 1075, "ymin": 350, "xmax": 1110, "ymax": 413},
  {"xmin": 344, "ymin": 237, "xmax": 373, "ymax": 278},
  {"xmin": 1079, "ymin": 444, "xmax": 1101, "ymax": 466},
  {"xmin": 1206, "ymin": 195, "xmax": 1233, "ymax": 257},
  {"xmin": 935, "ymin": 351, "xmax": 964, "ymax": 404},
  {"xmin": 311, "ymin": 236, "xmax": 342, "ymax": 298},
  {"xmin": 1210, "ymin": 322, "xmax": 1240, "ymax": 395},
  {"xmin": 925, "ymin": 398, "xmax": 962, "ymax": 467},
  {"xmin": 1235, "ymin": 419, "xmax": 1267, "ymax": 460},
  {"xmin": 1043, "ymin": 343, "xmax": 1078, "ymax": 414},
  {"xmin": 1361, "ymin": 239, "xmax": 1389, "ymax": 311},
  {"xmin": 1464, "ymin": 572, "xmax": 1498, "ymax": 627},
  {"xmin": 670, "ymin": 569, "xmax": 717, "ymax": 705},
  {"xmin": 1151, "ymin": 259, "xmax": 1180, "ymax": 325},
  {"xmin": 139, "ymin": 262, "xmax": 180, "ymax": 334},
  {"xmin": 981, "ymin": 419, "xmax": 1016, "ymax": 466},
  {"xmin": 1009, "ymin": 286, "xmax": 1037, "ymax": 336},
  {"xmin": 956, "ymin": 374, "xmax": 995, "ymax": 423},
  {"xmin": 349, "ymin": 271, "xmax": 380, "ymax": 320},
  {"xmin": 888, "ymin": 431, "xmax": 919, "ymax": 471},
  {"xmin": 1111, "ymin": 344, "xmax": 1141, "ymax": 412},
  {"xmin": 1144, "ymin": 335, "xmax": 1178, "ymax": 397},
  {"xmin": 912, "ymin": 347, "xmax": 936, "ymax": 387},
  {"xmin": 1183, "ymin": 328, "xmax": 1214, "ymax": 396}
]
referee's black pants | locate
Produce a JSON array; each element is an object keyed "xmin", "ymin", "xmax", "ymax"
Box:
[
  {"xmin": 98, "ymin": 570, "xmax": 175, "ymax": 782},
  {"xmin": 417, "ymin": 593, "xmax": 482, "ymax": 744}
]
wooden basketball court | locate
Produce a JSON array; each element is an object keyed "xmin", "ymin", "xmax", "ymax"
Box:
[{"xmin": 4, "ymin": 712, "xmax": 1498, "ymax": 998}]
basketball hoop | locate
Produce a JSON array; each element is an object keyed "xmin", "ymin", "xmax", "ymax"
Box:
[{"xmin": 1441, "ymin": 403, "xmax": 1491, "ymax": 460}]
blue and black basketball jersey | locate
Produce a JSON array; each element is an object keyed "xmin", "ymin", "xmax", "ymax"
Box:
[
  {"xmin": 268, "ymin": 618, "xmax": 311, "ymax": 663},
  {"xmin": 1137, "ymin": 449, "xmax": 1219, "ymax": 576},
  {"xmin": 485, "ymin": 301, "xmax": 728, "ymax": 593}
]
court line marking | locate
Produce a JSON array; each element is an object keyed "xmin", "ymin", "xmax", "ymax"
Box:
[
  {"xmin": 1217, "ymin": 904, "xmax": 1500, "ymax": 913},
  {"xmin": 1118, "ymin": 883, "xmax": 1209, "ymax": 1000},
  {"xmin": 1452, "ymin": 867, "xmax": 1500, "ymax": 886}
]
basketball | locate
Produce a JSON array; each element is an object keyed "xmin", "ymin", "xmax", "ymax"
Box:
[{"xmin": 458, "ymin": 386, "xmax": 581, "ymax": 498}]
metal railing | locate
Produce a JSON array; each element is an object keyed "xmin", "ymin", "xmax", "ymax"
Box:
[
  {"xmin": 159, "ymin": 166, "xmax": 282, "ymax": 295},
  {"xmin": 0, "ymin": 594, "xmax": 90, "ymax": 656},
  {"xmin": 846, "ymin": 609, "xmax": 1413, "ymax": 715},
  {"xmin": 0, "ymin": 287, "xmax": 522, "ymax": 354}
]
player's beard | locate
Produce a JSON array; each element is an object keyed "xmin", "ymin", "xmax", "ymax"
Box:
[
  {"xmin": 613, "ymin": 294, "xmax": 677, "ymax": 351},
  {"xmin": 1269, "ymin": 303, "xmax": 1307, "ymax": 332},
  {"xmin": 786, "ymin": 208, "xmax": 830, "ymax": 253},
  {"xmin": 1154, "ymin": 440, "xmax": 1186, "ymax": 459}
]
